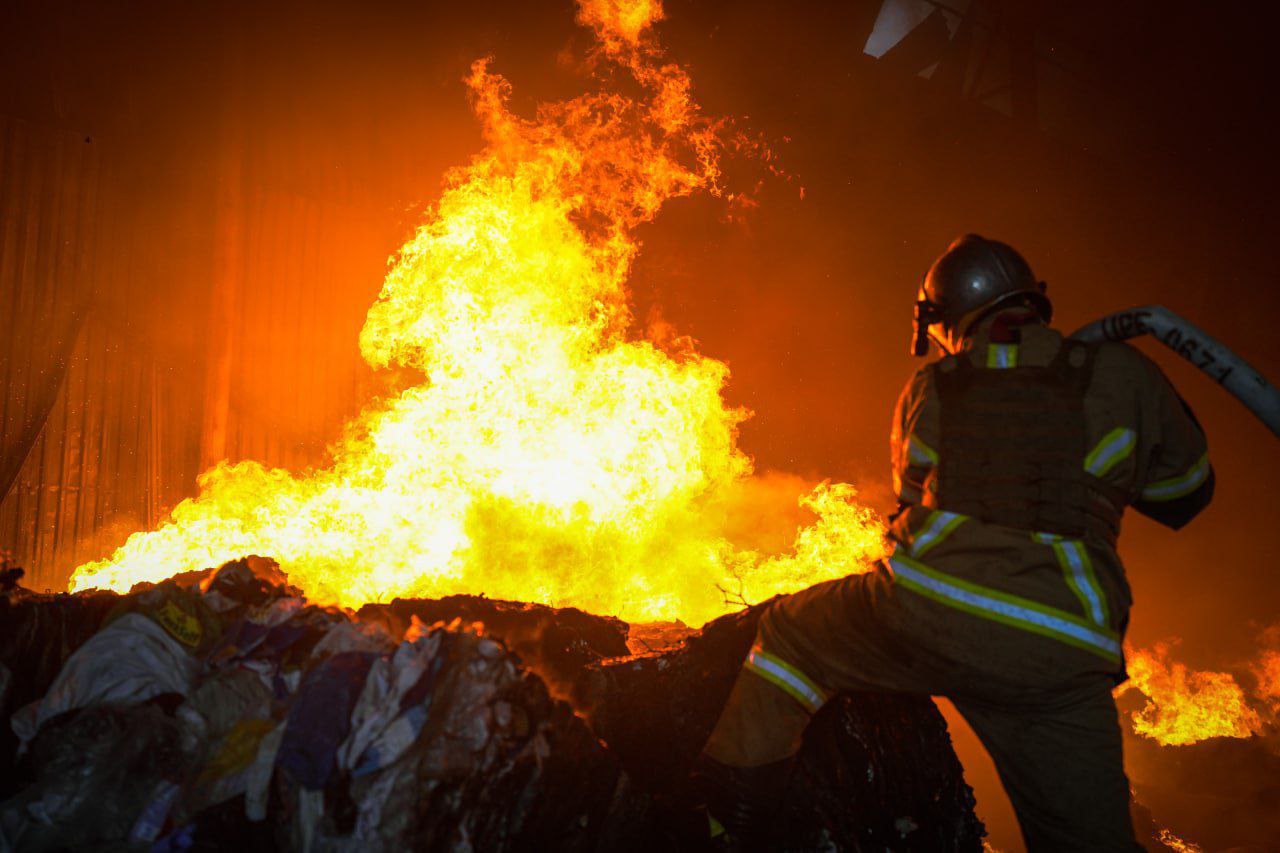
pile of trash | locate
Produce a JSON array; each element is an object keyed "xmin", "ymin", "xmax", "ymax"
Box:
[
  {"xmin": 0, "ymin": 558, "xmax": 984, "ymax": 851},
  {"xmin": 583, "ymin": 604, "xmax": 984, "ymax": 851}
]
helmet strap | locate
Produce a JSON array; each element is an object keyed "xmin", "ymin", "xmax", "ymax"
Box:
[{"xmin": 912, "ymin": 300, "xmax": 943, "ymax": 356}]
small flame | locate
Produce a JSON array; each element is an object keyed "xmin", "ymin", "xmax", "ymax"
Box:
[
  {"xmin": 1253, "ymin": 625, "xmax": 1280, "ymax": 713},
  {"xmin": 576, "ymin": 0, "xmax": 665, "ymax": 51},
  {"xmin": 1255, "ymin": 651, "xmax": 1280, "ymax": 708},
  {"xmin": 69, "ymin": 0, "xmax": 885, "ymax": 625},
  {"xmin": 1121, "ymin": 642, "xmax": 1263, "ymax": 746},
  {"xmin": 1156, "ymin": 827, "xmax": 1202, "ymax": 853}
]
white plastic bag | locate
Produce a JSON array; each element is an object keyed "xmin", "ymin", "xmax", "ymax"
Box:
[{"xmin": 11, "ymin": 613, "xmax": 201, "ymax": 744}]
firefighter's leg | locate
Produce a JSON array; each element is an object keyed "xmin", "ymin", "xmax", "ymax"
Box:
[
  {"xmin": 694, "ymin": 588, "xmax": 836, "ymax": 847},
  {"xmin": 693, "ymin": 674, "xmax": 803, "ymax": 848},
  {"xmin": 702, "ymin": 658, "xmax": 813, "ymax": 767},
  {"xmin": 952, "ymin": 683, "xmax": 1140, "ymax": 853},
  {"xmin": 703, "ymin": 568, "xmax": 930, "ymax": 766},
  {"xmin": 697, "ymin": 568, "xmax": 943, "ymax": 845}
]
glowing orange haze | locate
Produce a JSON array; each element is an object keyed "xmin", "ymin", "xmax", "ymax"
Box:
[
  {"xmin": 1256, "ymin": 650, "xmax": 1280, "ymax": 708},
  {"xmin": 69, "ymin": 0, "xmax": 886, "ymax": 625},
  {"xmin": 1254, "ymin": 624, "xmax": 1280, "ymax": 712}
]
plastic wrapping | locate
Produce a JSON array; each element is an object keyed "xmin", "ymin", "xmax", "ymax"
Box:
[
  {"xmin": 2, "ymin": 560, "xmax": 984, "ymax": 851},
  {"xmin": 11, "ymin": 611, "xmax": 202, "ymax": 745},
  {"xmin": 0, "ymin": 703, "xmax": 195, "ymax": 850}
]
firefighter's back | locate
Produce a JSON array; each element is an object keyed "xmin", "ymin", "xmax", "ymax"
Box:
[{"xmin": 884, "ymin": 318, "xmax": 1211, "ymax": 696}]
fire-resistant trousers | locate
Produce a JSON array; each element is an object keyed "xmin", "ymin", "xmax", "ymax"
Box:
[{"xmin": 702, "ymin": 566, "xmax": 1140, "ymax": 852}]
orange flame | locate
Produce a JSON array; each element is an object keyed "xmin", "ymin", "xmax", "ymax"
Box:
[
  {"xmin": 69, "ymin": 0, "xmax": 885, "ymax": 625},
  {"xmin": 576, "ymin": 0, "xmax": 665, "ymax": 51},
  {"xmin": 1156, "ymin": 827, "xmax": 1203, "ymax": 853},
  {"xmin": 1121, "ymin": 642, "xmax": 1264, "ymax": 746},
  {"xmin": 1255, "ymin": 651, "xmax": 1280, "ymax": 708},
  {"xmin": 1253, "ymin": 625, "xmax": 1280, "ymax": 713}
]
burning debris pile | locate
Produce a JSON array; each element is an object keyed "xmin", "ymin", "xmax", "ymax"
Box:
[
  {"xmin": 1122, "ymin": 642, "xmax": 1266, "ymax": 747},
  {"xmin": 0, "ymin": 1, "xmax": 987, "ymax": 846},
  {"xmin": 1117, "ymin": 640, "xmax": 1280, "ymax": 850},
  {"xmin": 1, "ymin": 559, "xmax": 984, "ymax": 851}
]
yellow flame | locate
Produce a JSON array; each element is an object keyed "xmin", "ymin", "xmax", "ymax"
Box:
[
  {"xmin": 576, "ymin": 0, "xmax": 665, "ymax": 50},
  {"xmin": 69, "ymin": 0, "xmax": 885, "ymax": 624},
  {"xmin": 1156, "ymin": 828, "xmax": 1202, "ymax": 853},
  {"xmin": 1121, "ymin": 642, "xmax": 1263, "ymax": 746}
]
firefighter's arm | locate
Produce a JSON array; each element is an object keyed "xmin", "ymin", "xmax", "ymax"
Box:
[
  {"xmin": 891, "ymin": 365, "xmax": 939, "ymax": 508},
  {"xmin": 1132, "ymin": 370, "xmax": 1214, "ymax": 530}
]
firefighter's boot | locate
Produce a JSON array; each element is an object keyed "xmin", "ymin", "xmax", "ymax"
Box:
[{"xmin": 691, "ymin": 752, "xmax": 796, "ymax": 852}]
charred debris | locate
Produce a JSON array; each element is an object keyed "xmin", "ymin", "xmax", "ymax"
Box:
[{"xmin": 0, "ymin": 558, "xmax": 983, "ymax": 851}]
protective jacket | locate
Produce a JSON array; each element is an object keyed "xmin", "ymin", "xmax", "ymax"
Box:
[{"xmin": 889, "ymin": 320, "xmax": 1212, "ymax": 681}]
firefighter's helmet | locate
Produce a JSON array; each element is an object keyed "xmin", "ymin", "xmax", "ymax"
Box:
[{"xmin": 912, "ymin": 234, "xmax": 1052, "ymax": 355}]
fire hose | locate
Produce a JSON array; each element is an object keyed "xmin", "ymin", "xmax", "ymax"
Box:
[{"xmin": 1070, "ymin": 305, "xmax": 1280, "ymax": 437}]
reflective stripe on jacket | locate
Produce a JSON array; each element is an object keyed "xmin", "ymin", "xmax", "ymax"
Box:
[{"xmin": 888, "ymin": 322, "xmax": 1212, "ymax": 665}]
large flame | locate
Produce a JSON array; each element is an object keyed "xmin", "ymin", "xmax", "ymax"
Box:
[
  {"xmin": 1121, "ymin": 642, "xmax": 1264, "ymax": 746},
  {"xmin": 70, "ymin": 0, "xmax": 885, "ymax": 624}
]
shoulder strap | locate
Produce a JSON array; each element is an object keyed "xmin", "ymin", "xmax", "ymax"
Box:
[{"xmin": 1049, "ymin": 339, "xmax": 1097, "ymax": 392}]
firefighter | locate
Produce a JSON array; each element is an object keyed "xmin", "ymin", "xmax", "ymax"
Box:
[{"xmin": 695, "ymin": 235, "xmax": 1214, "ymax": 851}]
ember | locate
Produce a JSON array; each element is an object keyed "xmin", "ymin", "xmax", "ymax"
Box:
[
  {"xmin": 67, "ymin": 0, "xmax": 885, "ymax": 626},
  {"xmin": 1157, "ymin": 827, "xmax": 1203, "ymax": 853}
]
